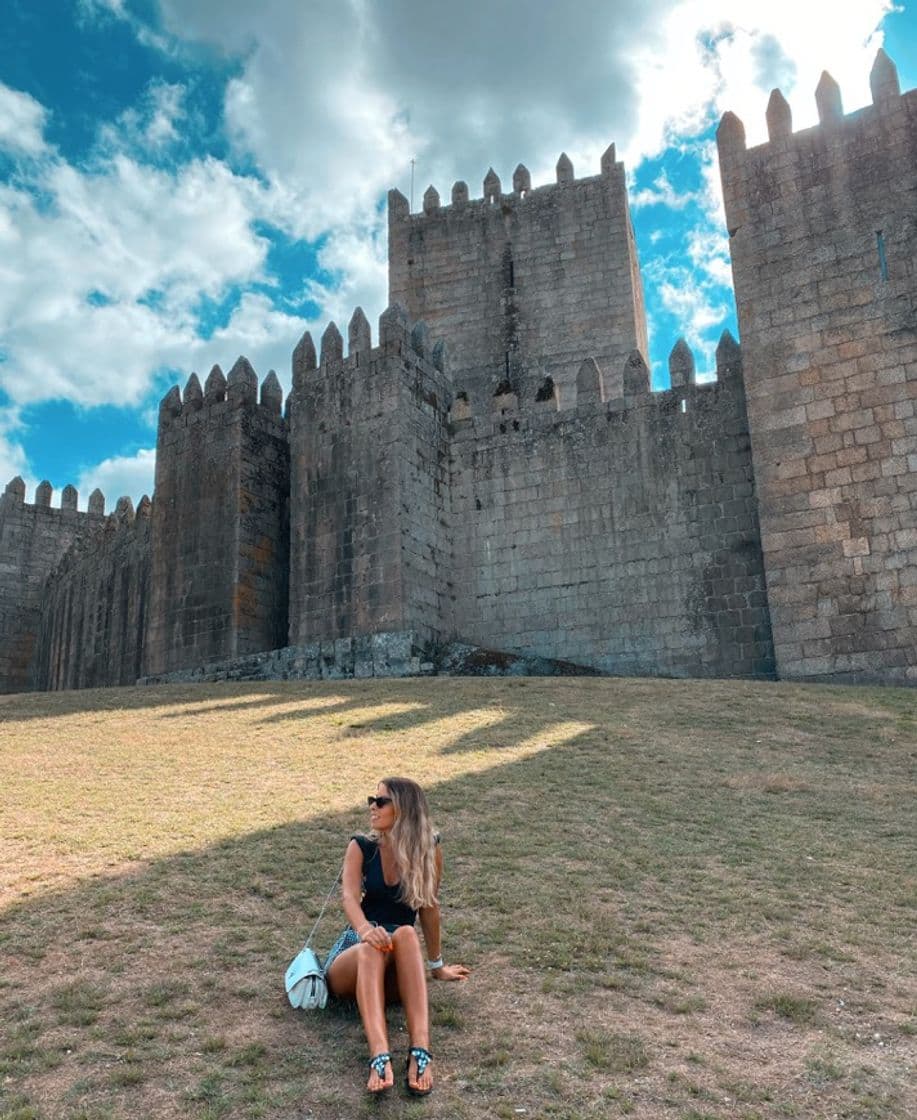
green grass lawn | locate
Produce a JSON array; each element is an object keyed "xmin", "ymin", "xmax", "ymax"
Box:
[{"xmin": 0, "ymin": 677, "xmax": 915, "ymax": 1120}]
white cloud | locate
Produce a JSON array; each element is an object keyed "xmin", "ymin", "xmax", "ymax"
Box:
[
  {"xmin": 303, "ymin": 223, "xmax": 388, "ymax": 338},
  {"xmin": 99, "ymin": 80, "xmax": 187, "ymax": 153},
  {"xmin": 0, "ymin": 0, "xmax": 900, "ymax": 462},
  {"xmin": 0, "ymin": 83, "xmax": 49, "ymax": 157},
  {"xmin": 78, "ymin": 0, "xmax": 127, "ymax": 15},
  {"xmin": 76, "ymin": 447, "xmax": 156, "ymax": 509},
  {"xmin": 203, "ymin": 293, "xmax": 313, "ymax": 389},
  {"xmin": 0, "ymin": 152, "xmax": 281, "ymax": 407},
  {"xmin": 623, "ymin": 0, "xmax": 894, "ymax": 162},
  {"xmin": 153, "ymin": 0, "xmax": 665, "ymax": 235},
  {"xmin": 0, "ymin": 407, "xmax": 30, "ymax": 492},
  {"xmin": 632, "ymin": 170, "xmax": 700, "ymax": 211}
]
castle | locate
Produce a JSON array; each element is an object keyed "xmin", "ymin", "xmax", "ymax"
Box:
[{"xmin": 1, "ymin": 51, "xmax": 914, "ymax": 692}]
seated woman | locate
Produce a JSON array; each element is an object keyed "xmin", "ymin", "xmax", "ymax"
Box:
[{"xmin": 324, "ymin": 776, "xmax": 470, "ymax": 1095}]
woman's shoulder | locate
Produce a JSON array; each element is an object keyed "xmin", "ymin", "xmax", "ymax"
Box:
[{"xmin": 349, "ymin": 833, "xmax": 377, "ymax": 856}]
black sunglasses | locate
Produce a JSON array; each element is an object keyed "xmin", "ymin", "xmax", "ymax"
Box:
[{"xmin": 367, "ymin": 796, "xmax": 393, "ymax": 809}]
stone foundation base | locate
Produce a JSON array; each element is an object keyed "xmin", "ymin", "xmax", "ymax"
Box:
[
  {"xmin": 137, "ymin": 632, "xmax": 603, "ymax": 685},
  {"xmin": 138, "ymin": 632, "xmax": 431, "ymax": 685}
]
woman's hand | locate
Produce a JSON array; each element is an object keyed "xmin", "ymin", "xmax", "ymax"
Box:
[
  {"xmin": 431, "ymin": 963, "xmax": 470, "ymax": 981},
  {"xmin": 359, "ymin": 925, "xmax": 393, "ymax": 952}
]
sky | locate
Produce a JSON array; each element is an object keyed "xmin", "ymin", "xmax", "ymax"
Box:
[{"xmin": 0, "ymin": 0, "xmax": 915, "ymax": 508}]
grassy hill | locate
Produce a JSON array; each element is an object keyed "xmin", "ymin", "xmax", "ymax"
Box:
[{"xmin": 1, "ymin": 677, "xmax": 915, "ymax": 1120}]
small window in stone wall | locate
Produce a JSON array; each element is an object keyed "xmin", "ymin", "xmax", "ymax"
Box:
[
  {"xmin": 536, "ymin": 376, "xmax": 556, "ymax": 403},
  {"xmin": 876, "ymin": 230, "xmax": 889, "ymax": 282},
  {"xmin": 492, "ymin": 379, "xmax": 517, "ymax": 414}
]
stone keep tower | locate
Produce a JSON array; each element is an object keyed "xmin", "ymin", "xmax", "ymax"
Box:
[
  {"xmin": 388, "ymin": 149, "xmax": 648, "ymax": 407},
  {"xmin": 718, "ymin": 50, "xmax": 917, "ymax": 683}
]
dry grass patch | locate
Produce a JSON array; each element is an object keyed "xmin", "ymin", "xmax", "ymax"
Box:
[{"xmin": 1, "ymin": 675, "xmax": 915, "ymax": 1119}]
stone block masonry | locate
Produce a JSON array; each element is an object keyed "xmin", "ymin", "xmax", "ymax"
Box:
[
  {"xmin": 288, "ymin": 305, "xmax": 452, "ymax": 647},
  {"xmin": 34, "ymin": 497, "xmax": 152, "ymax": 689},
  {"xmin": 449, "ymin": 335, "xmax": 774, "ymax": 678},
  {"xmin": 718, "ymin": 49, "xmax": 917, "ymax": 683},
  {"xmin": 144, "ymin": 361, "xmax": 290, "ymax": 677},
  {"xmin": 0, "ymin": 478, "xmax": 105, "ymax": 692},
  {"xmin": 389, "ymin": 148, "xmax": 648, "ymax": 408},
  {"xmin": 0, "ymin": 48, "xmax": 912, "ymax": 692}
]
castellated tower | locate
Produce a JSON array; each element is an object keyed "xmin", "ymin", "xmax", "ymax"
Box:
[
  {"xmin": 718, "ymin": 50, "xmax": 917, "ymax": 683},
  {"xmin": 388, "ymin": 148, "xmax": 648, "ymax": 407},
  {"xmin": 144, "ymin": 361, "xmax": 290, "ymax": 676},
  {"xmin": 288, "ymin": 305, "xmax": 453, "ymax": 655},
  {"xmin": 0, "ymin": 478, "xmax": 104, "ymax": 693}
]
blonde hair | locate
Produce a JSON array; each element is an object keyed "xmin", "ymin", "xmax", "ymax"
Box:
[{"xmin": 373, "ymin": 776, "xmax": 438, "ymax": 911}]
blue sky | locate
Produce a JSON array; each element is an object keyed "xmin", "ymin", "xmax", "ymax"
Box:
[{"xmin": 1, "ymin": 0, "xmax": 915, "ymax": 507}]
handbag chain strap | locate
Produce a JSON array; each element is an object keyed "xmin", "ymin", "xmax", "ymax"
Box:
[{"xmin": 305, "ymin": 867, "xmax": 343, "ymax": 949}]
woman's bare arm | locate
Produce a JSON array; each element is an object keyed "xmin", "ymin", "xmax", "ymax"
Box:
[{"xmin": 418, "ymin": 845, "xmax": 469, "ymax": 981}]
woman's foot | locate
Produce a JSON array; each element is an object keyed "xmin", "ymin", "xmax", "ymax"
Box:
[
  {"xmin": 367, "ymin": 1052, "xmax": 393, "ymax": 1093},
  {"xmin": 406, "ymin": 1046, "xmax": 433, "ymax": 1096}
]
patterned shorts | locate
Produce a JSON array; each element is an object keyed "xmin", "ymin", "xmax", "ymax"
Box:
[
  {"xmin": 323, "ymin": 922, "xmax": 403, "ymax": 974},
  {"xmin": 323, "ymin": 926, "xmax": 360, "ymax": 974}
]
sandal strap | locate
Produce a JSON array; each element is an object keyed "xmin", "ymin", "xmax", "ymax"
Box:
[
  {"xmin": 368, "ymin": 1053, "xmax": 391, "ymax": 1078},
  {"xmin": 409, "ymin": 1046, "xmax": 432, "ymax": 1078}
]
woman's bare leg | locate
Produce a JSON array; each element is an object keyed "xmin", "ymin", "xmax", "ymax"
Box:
[
  {"xmin": 326, "ymin": 944, "xmax": 394, "ymax": 1091},
  {"xmin": 390, "ymin": 926, "xmax": 433, "ymax": 1092}
]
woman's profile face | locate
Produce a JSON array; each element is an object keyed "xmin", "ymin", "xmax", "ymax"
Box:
[{"xmin": 369, "ymin": 781, "xmax": 396, "ymax": 833}]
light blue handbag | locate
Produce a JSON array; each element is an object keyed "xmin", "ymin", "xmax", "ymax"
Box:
[{"xmin": 285, "ymin": 869, "xmax": 342, "ymax": 1011}]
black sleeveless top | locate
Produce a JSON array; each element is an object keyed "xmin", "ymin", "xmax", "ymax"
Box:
[{"xmin": 352, "ymin": 834, "xmax": 416, "ymax": 928}]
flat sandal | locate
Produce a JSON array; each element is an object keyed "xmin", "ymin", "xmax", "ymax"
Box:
[
  {"xmin": 405, "ymin": 1046, "xmax": 433, "ymax": 1097},
  {"xmin": 367, "ymin": 1052, "xmax": 392, "ymax": 1094}
]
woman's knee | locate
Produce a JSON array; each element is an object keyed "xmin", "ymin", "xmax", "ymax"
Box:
[{"xmin": 392, "ymin": 925, "xmax": 421, "ymax": 950}]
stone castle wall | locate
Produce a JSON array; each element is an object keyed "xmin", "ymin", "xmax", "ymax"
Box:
[
  {"xmin": 447, "ymin": 336, "xmax": 774, "ymax": 677},
  {"xmin": 34, "ymin": 497, "xmax": 152, "ymax": 690},
  {"xmin": 718, "ymin": 50, "xmax": 917, "ymax": 683},
  {"xmin": 388, "ymin": 150, "xmax": 648, "ymax": 406},
  {"xmin": 0, "ymin": 479, "xmax": 104, "ymax": 692},
  {"xmin": 0, "ymin": 49, "xmax": 912, "ymax": 693}
]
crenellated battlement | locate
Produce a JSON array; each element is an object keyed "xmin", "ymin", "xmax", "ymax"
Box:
[
  {"xmin": 158, "ymin": 357, "xmax": 287, "ymax": 430},
  {"xmin": 2, "ymin": 476, "xmax": 107, "ymax": 516},
  {"xmin": 447, "ymin": 331, "xmax": 744, "ymax": 426},
  {"xmin": 389, "ymin": 144, "xmax": 623, "ymax": 223},
  {"xmin": 42, "ymin": 492, "xmax": 151, "ymax": 583},
  {"xmin": 717, "ymin": 49, "xmax": 915, "ymax": 226},
  {"xmin": 290, "ymin": 303, "xmax": 447, "ymax": 399},
  {"xmin": 718, "ymin": 49, "xmax": 907, "ymax": 158}
]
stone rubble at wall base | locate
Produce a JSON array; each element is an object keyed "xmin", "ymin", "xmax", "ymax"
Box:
[{"xmin": 136, "ymin": 632, "xmax": 601, "ymax": 685}]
